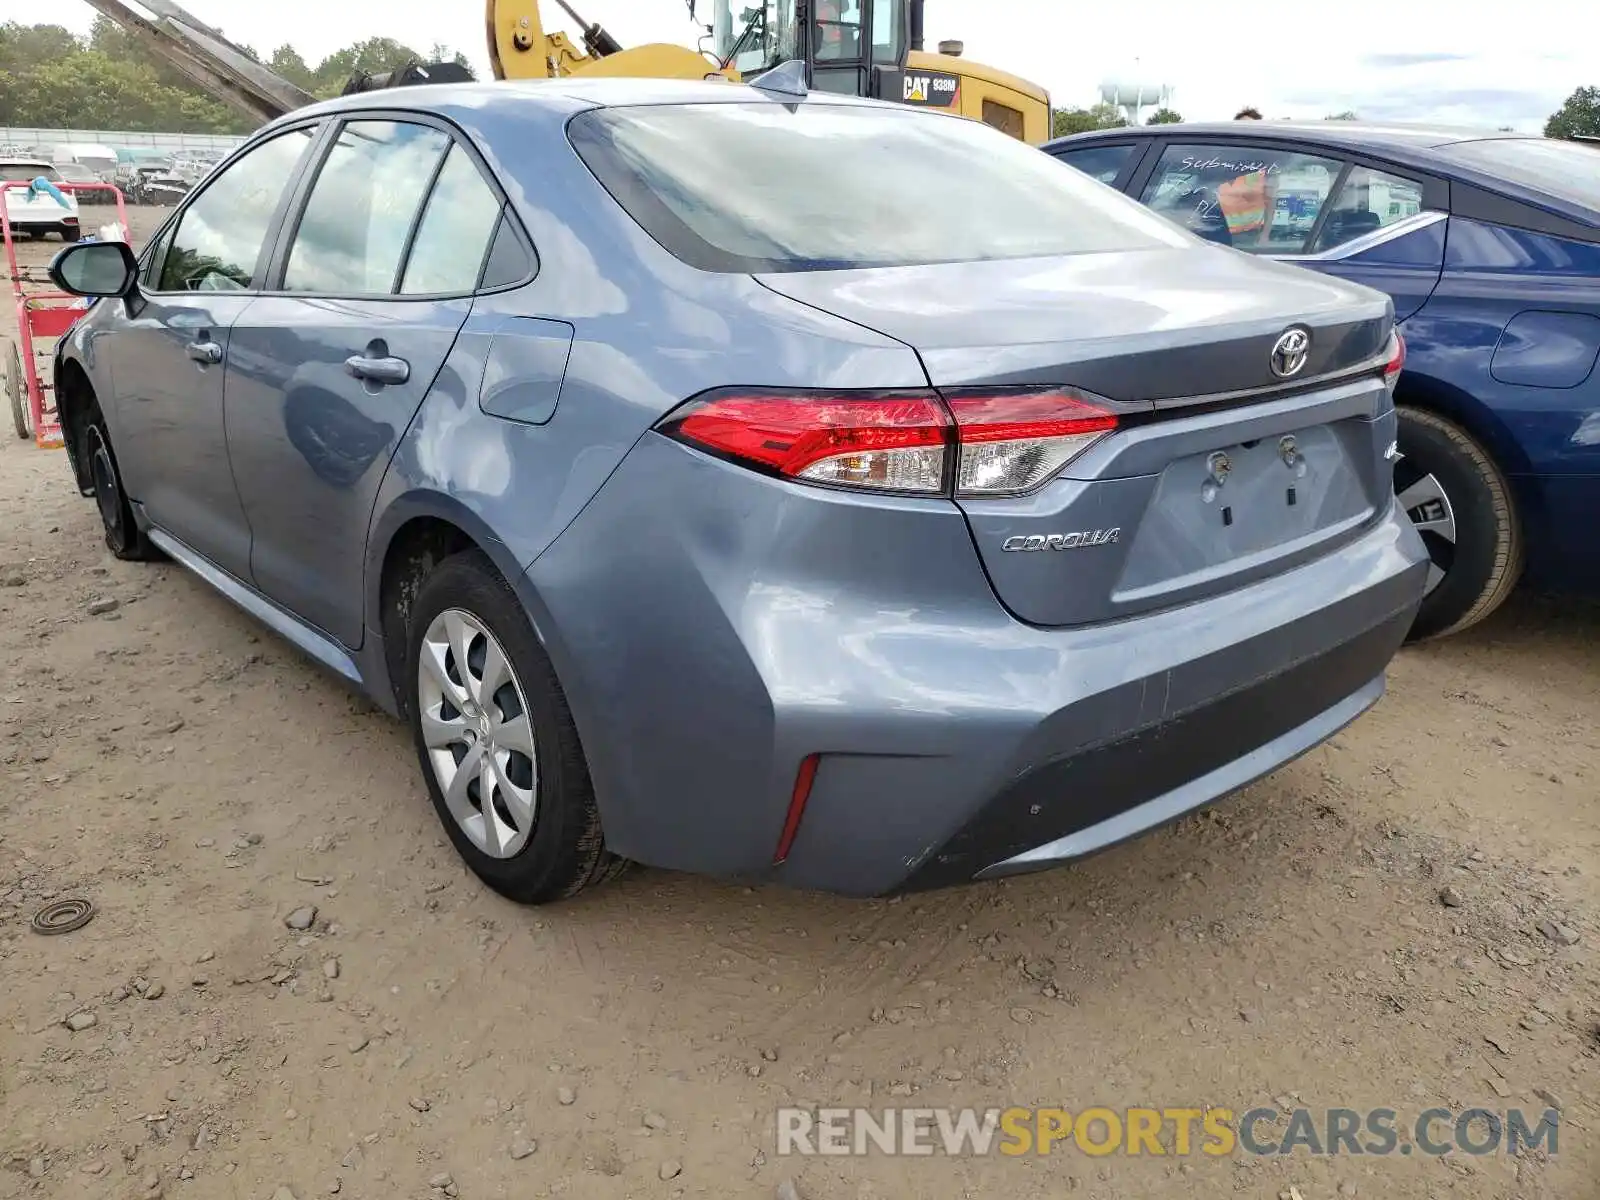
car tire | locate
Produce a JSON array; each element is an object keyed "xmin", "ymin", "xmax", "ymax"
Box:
[
  {"xmin": 81, "ymin": 397, "xmax": 160, "ymax": 561},
  {"xmin": 61, "ymin": 226, "xmax": 81, "ymax": 243},
  {"xmin": 6, "ymin": 341, "xmax": 28, "ymax": 440},
  {"xmin": 405, "ymin": 550, "xmax": 626, "ymax": 903},
  {"xmin": 1395, "ymin": 406, "xmax": 1523, "ymax": 641}
]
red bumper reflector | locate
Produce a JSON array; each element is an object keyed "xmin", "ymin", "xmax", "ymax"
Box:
[{"xmin": 772, "ymin": 753, "xmax": 821, "ymax": 865}]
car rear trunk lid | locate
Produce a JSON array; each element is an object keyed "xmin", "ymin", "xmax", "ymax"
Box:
[{"xmin": 755, "ymin": 248, "xmax": 1397, "ymax": 626}]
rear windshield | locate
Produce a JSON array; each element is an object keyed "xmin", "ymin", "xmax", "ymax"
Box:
[
  {"xmin": 1433, "ymin": 137, "xmax": 1600, "ymax": 211},
  {"xmin": 567, "ymin": 101, "xmax": 1190, "ymax": 273},
  {"xmin": 1, "ymin": 164, "xmax": 60, "ymax": 183}
]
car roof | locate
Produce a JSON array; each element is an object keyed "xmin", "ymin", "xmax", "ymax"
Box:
[
  {"xmin": 263, "ymin": 75, "xmax": 898, "ymax": 137},
  {"xmin": 0, "ymin": 158, "xmax": 53, "ymax": 168},
  {"xmin": 1045, "ymin": 119, "xmax": 1530, "ymax": 155}
]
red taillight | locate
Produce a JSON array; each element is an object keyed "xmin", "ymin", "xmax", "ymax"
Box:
[
  {"xmin": 1383, "ymin": 330, "xmax": 1406, "ymax": 391},
  {"xmin": 772, "ymin": 753, "xmax": 820, "ymax": 865},
  {"xmin": 944, "ymin": 388, "xmax": 1118, "ymax": 497},
  {"xmin": 660, "ymin": 390, "xmax": 952, "ymax": 493},
  {"xmin": 659, "ymin": 386, "xmax": 1117, "ymax": 498}
]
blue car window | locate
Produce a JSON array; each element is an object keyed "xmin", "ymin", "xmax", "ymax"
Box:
[
  {"xmin": 283, "ymin": 120, "xmax": 450, "ymax": 296},
  {"xmin": 1139, "ymin": 142, "xmax": 1342, "ymax": 255},
  {"xmin": 400, "ymin": 145, "xmax": 504, "ymax": 295},
  {"xmin": 1056, "ymin": 144, "xmax": 1135, "ymax": 186},
  {"xmin": 1313, "ymin": 165, "xmax": 1430, "ymax": 253},
  {"xmin": 156, "ymin": 128, "xmax": 315, "ymax": 292}
]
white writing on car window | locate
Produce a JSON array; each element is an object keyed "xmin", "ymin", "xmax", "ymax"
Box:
[{"xmin": 1179, "ymin": 155, "xmax": 1282, "ymax": 175}]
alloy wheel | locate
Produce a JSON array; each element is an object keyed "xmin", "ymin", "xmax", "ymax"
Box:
[
  {"xmin": 417, "ymin": 608, "xmax": 539, "ymax": 859},
  {"xmin": 1395, "ymin": 462, "xmax": 1457, "ymax": 596}
]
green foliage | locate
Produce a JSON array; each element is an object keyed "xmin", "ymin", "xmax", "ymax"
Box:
[
  {"xmin": 1052, "ymin": 102, "xmax": 1128, "ymax": 138},
  {"xmin": 0, "ymin": 20, "xmax": 474, "ymax": 134},
  {"xmin": 1545, "ymin": 86, "xmax": 1600, "ymax": 140},
  {"xmin": 1145, "ymin": 107, "xmax": 1183, "ymax": 125},
  {"xmin": 1325, "ymin": 110, "xmax": 1358, "ymax": 120}
]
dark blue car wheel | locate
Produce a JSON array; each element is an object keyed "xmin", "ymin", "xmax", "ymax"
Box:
[{"xmin": 1396, "ymin": 406, "xmax": 1523, "ymax": 641}]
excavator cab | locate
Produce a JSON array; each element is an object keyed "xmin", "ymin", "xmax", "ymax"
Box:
[
  {"xmin": 716, "ymin": 0, "xmax": 912, "ymax": 100},
  {"xmin": 707, "ymin": 1, "xmax": 1049, "ymax": 143}
]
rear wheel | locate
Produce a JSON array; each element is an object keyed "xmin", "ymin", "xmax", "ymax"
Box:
[
  {"xmin": 81, "ymin": 398, "xmax": 160, "ymax": 561},
  {"xmin": 405, "ymin": 550, "xmax": 625, "ymax": 903},
  {"xmin": 1395, "ymin": 406, "xmax": 1522, "ymax": 641},
  {"xmin": 6, "ymin": 342, "xmax": 28, "ymax": 440},
  {"xmin": 61, "ymin": 225, "xmax": 81, "ymax": 243}
]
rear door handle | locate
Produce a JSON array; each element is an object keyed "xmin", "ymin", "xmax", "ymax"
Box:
[
  {"xmin": 345, "ymin": 354, "xmax": 410, "ymax": 385},
  {"xmin": 186, "ymin": 340, "xmax": 223, "ymax": 365}
]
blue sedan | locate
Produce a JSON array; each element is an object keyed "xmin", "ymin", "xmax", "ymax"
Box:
[{"xmin": 1046, "ymin": 122, "xmax": 1600, "ymax": 639}]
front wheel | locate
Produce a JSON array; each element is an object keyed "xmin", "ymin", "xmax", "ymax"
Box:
[
  {"xmin": 404, "ymin": 551, "xmax": 626, "ymax": 903},
  {"xmin": 1395, "ymin": 406, "xmax": 1523, "ymax": 641},
  {"xmin": 81, "ymin": 399, "xmax": 160, "ymax": 561}
]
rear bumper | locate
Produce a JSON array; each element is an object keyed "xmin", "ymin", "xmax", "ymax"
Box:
[
  {"xmin": 4, "ymin": 216, "xmax": 78, "ymax": 230},
  {"xmin": 905, "ymin": 614, "xmax": 1396, "ymax": 891},
  {"xmin": 525, "ymin": 435, "xmax": 1428, "ymax": 898}
]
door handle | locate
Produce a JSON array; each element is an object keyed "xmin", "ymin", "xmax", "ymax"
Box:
[
  {"xmin": 186, "ymin": 340, "xmax": 223, "ymax": 365},
  {"xmin": 345, "ymin": 354, "xmax": 410, "ymax": 385}
]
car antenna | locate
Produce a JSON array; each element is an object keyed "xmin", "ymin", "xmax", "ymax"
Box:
[{"xmin": 748, "ymin": 58, "xmax": 808, "ymax": 99}]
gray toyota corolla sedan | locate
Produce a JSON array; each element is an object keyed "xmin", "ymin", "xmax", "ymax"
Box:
[{"xmin": 47, "ymin": 77, "xmax": 1428, "ymax": 903}]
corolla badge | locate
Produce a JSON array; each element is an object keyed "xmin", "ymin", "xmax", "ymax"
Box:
[
  {"xmin": 1270, "ymin": 327, "xmax": 1311, "ymax": 378},
  {"xmin": 1002, "ymin": 529, "xmax": 1121, "ymax": 552}
]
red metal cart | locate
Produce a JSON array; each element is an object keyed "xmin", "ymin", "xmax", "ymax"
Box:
[{"xmin": 3, "ymin": 181, "xmax": 130, "ymax": 449}]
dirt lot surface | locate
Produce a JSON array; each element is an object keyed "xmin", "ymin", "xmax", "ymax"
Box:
[{"xmin": 2, "ymin": 206, "xmax": 1598, "ymax": 1200}]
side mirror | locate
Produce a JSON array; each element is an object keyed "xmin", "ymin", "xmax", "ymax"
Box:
[{"xmin": 47, "ymin": 240, "xmax": 139, "ymax": 298}]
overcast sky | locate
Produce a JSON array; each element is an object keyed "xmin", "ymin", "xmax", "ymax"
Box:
[{"xmin": 4, "ymin": 0, "xmax": 1586, "ymax": 131}]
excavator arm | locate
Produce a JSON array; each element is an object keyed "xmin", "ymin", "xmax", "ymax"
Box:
[
  {"xmin": 79, "ymin": 0, "xmax": 316, "ymax": 123},
  {"xmin": 487, "ymin": 0, "xmax": 732, "ymax": 83}
]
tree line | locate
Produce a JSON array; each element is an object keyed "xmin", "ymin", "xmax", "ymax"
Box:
[
  {"xmin": 0, "ymin": 18, "xmax": 470, "ymax": 135},
  {"xmin": 1051, "ymin": 88, "xmax": 1600, "ymax": 141}
]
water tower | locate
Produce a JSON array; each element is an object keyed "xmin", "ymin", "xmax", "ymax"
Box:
[{"xmin": 1099, "ymin": 78, "xmax": 1173, "ymax": 124}]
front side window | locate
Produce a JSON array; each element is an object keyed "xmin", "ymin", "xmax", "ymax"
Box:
[
  {"xmin": 1139, "ymin": 142, "xmax": 1343, "ymax": 254},
  {"xmin": 283, "ymin": 120, "xmax": 451, "ymax": 295},
  {"xmin": 1056, "ymin": 144, "xmax": 1136, "ymax": 186},
  {"xmin": 568, "ymin": 101, "xmax": 1190, "ymax": 273},
  {"xmin": 157, "ymin": 128, "xmax": 315, "ymax": 292},
  {"xmin": 1313, "ymin": 165, "xmax": 1430, "ymax": 252}
]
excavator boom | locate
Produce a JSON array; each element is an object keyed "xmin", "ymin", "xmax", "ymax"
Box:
[{"xmin": 79, "ymin": 0, "xmax": 315, "ymax": 123}]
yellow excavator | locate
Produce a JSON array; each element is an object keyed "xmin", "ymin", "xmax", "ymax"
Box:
[{"xmin": 83, "ymin": 0, "xmax": 1051, "ymax": 143}]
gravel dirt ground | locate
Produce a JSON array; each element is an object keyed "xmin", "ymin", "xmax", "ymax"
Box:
[{"xmin": 2, "ymin": 206, "xmax": 1597, "ymax": 1200}]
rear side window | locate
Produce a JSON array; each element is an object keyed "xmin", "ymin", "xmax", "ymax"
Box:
[
  {"xmin": 400, "ymin": 144, "xmax": 505, "ymax": 294},
  {"xmin": 284, "ymin": 120, "xmax": 450, "ymax": 295},
  {"xmin": 1055, "ymin": 144, "xmax": 1136, "ymax": 186},
  {"xmin": 567, "ymin": 102, "xmax": 1190, "ymax": 273},
  {"xmin": 1312, "ymin": 165, "xmax": 1430, "ymax": 252},
  {"xmin": 1432, "ymin": 137, "xmax": 1600, "ymax": 211},
  {"xmin": 157, "ymin": 128, "xmax": 315, "ymax": 292}
]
